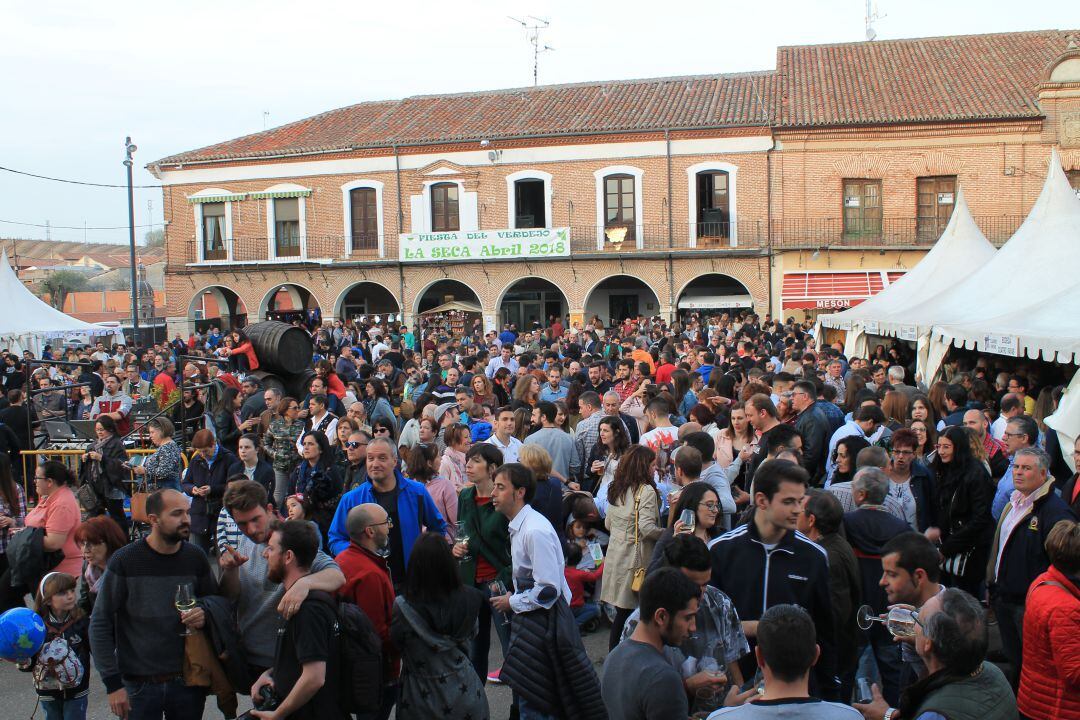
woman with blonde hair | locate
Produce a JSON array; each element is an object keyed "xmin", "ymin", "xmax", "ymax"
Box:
[
  {"xmin": 518, "ymin": 444, "xmax": 563, "ymax": 535},
  {"xmin": 599, "ymin": 444, "xmax": 662, "ymax": 650}
]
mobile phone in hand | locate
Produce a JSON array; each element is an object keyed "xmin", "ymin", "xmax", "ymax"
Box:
[{"xmin": 855, "ymin": 678, "xmax": 872, "ymax": 704}]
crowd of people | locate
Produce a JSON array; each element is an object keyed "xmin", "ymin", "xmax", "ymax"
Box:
[{"xmin": 0, "ymin": 308, "xmax": 1078, "ymax": 720}]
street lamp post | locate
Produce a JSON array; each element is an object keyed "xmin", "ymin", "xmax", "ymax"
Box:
[{"xmin": 124, "ymin": 137, "xmax": 139, "ymax": 346}]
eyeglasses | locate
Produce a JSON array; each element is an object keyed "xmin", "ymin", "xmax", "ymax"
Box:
[
  {"xmin": 374, "ymin": 427, "xmax": 391, "ymax": 434},
  {"xmin": 698, "ymin": 502, "xmax": 720, "ymax": 511},
  {"xmin": 345, "ymin": 441, "xmax": 367, "ymax": 449},
  {"xmin": 935, "ymin": 443, "xmax": 952, "ymax": 450},
  {"xmin": 1003, "ymin": 431, "xmax": 1025, "ymax": 438},
  {"xmin": 368, "ymin": 518, "xmax": 393, "ymax": 529},
  {"xmin": 892, "ymin": 449, "xmax": 915, "ymax": 457},
  {"xmin": 911, "ymin": 610, "xmax": 924, "ymax": 629}
]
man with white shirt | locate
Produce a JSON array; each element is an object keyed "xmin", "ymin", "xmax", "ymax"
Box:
[
  {"xmin": 490, "ymin": 463, "xmax": 602, "ymax": 720},
  {"xmin": 486, "ymin": 405, "xmax": 522, "ymax": 463},
  {"xmin": 299, "ymin": 393, "xmax": 338, "ymax": 451},
  {"xmin": 485, "ymin": 345, "xmax": 519, "ymax": 378},
  {"xmin": 990, "ymin": 393, "xmax": 1023, "ymax": 441},
  {"xmin": 370, "ymin": 335, "xmax": 389, "ymax": 363}
]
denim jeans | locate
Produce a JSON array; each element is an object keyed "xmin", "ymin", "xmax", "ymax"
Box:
[
  {"xmin": 124, "ymin": 677, "xmax": 206, "ymax": 720},
  {"xmin": 40, "ymin": 695, "xmax": 88, "ymax": 720},
  {"xmin": 572, "ymin": 602, "xmax": 600, "ymax": 626},
  {"xmin": 518, "ymin": 697, "xmax": 557, "ymax": 720},
  {"xmin": 469, "ymin": 581, "xmax": 511, "ymax": 681}
]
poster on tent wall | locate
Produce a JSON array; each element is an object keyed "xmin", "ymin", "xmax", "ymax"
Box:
[
  {"xmin": 982, "ymin": 333, "xmax": 1019, "ymax": 357},
  {"xmin": 898, "ymin": 325, "xmax": 919, "ymax": 342}
]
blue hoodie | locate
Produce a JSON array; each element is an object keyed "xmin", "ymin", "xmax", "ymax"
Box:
[{"xmin": 327, "ymin": 468, "xmax": 446, "ymax": 561}]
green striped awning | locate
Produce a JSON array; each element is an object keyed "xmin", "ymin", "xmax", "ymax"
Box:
[
  {"xmin": 248, "ymin": 189, "xmax": 311, "ymax": 199},
  {"xmin": 187, "ymin": 193, "xmax": 247, "ymax": 204}
]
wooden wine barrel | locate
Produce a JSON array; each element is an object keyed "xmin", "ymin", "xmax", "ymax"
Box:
[
  {"xmin": 246, "ymin": 369, "xmax": 287, "ymax": 395},
  {"xmin": 288, "ymin": 369, "xmax": 317, "ymax": 400},
  {"xmin": 244, "ymin": 321, "xmax": 313, "ymax": 376}
]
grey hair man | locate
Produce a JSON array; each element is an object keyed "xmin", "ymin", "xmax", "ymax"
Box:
[
  {"xmin": 986, "ymin": 446, "xmax": 1076, "ymax": 688},
  {"xmin": 327, "ymin": 436, "xmax": 446, "ymax": 589},
  {"xmin": 855, "ymin": 588, "xmax": 1017, "ymax": 719}
]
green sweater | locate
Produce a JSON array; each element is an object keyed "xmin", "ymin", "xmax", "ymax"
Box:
[{"xmin": 456, "ymin": 485, "xmax": 512, "ymax": 587}]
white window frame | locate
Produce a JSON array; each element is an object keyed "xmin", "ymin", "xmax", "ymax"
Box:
[
  {"xmin": 505, "ymin": 170, "xmax": 553, "ymax": 229},
  {"xmin": 192, "ymin": 200, "xmax": 234, "ymax": 263},
  {"xmin": 686, "ymin": 161, "xmax": 739, "ymax": 247},
  {"xmin": 594, "ymin": 165, "xmax": 644, "ymax": 250},
  {"xmin": 413, "ymin": 180, "xmax": 478, "ymax": 233},
  {"xmin": 265, "ymin": 195, "xmax": 308, "ymax": 261},
  {"xmin": 340, "ymin": 179, "xmax": 386, "ymax": 257}
]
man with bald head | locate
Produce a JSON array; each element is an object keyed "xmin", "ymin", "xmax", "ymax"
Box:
[
  {"xmin": 963, "ymin": 408, "xmax": 1010, "ymax": 479},
  {"xmin": 336, "ymin": 503, "xmax": 398, "ymax": 719}
]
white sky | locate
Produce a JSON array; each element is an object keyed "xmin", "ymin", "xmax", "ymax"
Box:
[{"xmin": 0, "ymin": 1, "xmax": 1074, "ymax": 247}]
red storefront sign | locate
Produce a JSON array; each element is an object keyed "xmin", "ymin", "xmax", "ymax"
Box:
[{"xmin": 781, "ymin": 271, "xmax": 903, "ymax": 310}]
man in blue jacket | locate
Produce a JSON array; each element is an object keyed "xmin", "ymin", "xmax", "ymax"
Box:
[{"xmin": 327, "ymin": 437, "xmax": 445, "ymax": 590}]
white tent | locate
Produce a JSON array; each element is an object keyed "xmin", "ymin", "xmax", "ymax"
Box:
[
  {"xmin": 815, "ymin": 187, "xmax": 997, "ymax": 360},
  {"xmin": 0, "ymin": 250, "xmax": 119, "ymax": 354},
  {"xmin": 915, "ymin": 148, "xmax": 1080, "ymax": 379}
]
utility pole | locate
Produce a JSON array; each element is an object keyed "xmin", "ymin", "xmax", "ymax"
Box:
[
  {"xmin": 124, "ymin": 137, "xmax": 139, "ymax": 345},
  {"xmin": 45, "ymin": 220, "xmax": 51, "ymax": 241},
  {"xmin": 508, "ymin": 16, "xmax": 553, "ymax": 86}
]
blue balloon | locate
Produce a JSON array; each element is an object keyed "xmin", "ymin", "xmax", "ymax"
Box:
[{"xmin": 0, "ymin": 607, "xmax": 46, "ymax": 662}]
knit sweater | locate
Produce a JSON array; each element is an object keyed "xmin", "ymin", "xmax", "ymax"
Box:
[{"xmin": 89, "ymin": 539, "xmax": 217, "ymax": 692}]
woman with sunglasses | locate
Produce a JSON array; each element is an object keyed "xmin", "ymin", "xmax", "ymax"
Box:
[
  {"xmin": 647, "ymin": 482, "xmax": 725, "ymax": 574},
  {"xmin": 264, "ymin": 396, "xmax": 305, "ymax": 507}
]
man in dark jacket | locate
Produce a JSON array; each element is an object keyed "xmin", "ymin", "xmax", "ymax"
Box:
[
  {"xmin": 791, "ymin": 380, "xmax": 830, "ymax": 485},
  {"xmin": 985, "ymin": 447, "xmax": 1077, "ymax": 688},
  {"xmin": 799, "ymin": 488, "xmax": 861, "ymax": 703},
  {"xmin": 709, "ymin": 459, "xmax": 840, "ymax": 701},
  {"xmin": 843, "ymin": 467, "xmax": 910, "ymax": 706}
]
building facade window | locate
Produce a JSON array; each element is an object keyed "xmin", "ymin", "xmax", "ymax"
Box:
[
  {"xmin": 430, "ymin": 182, "xmax": 460, "ymax": 232},
  {"xmin": 349, "ymin": 188, "xmax": 378, "ymax": 249},
  {"xmin": 843, "ymin": 179, "xmax": 882, "ymax": 237},
  {"xmin": 505, "ymin": 170, "xmax": 553, "ymax": 230},
  {"xmin": 201, "ymin": 202, "xmax": 227, "ymax": 260},
  {"xmin": 696, "ymin": 171, "xmax": 730, "ymax": 239},
  {"xmin": 274, "ymin": 197, "xmax": 301, "ymax": 257},
  {"xmin": 604, "ymin": 173, "xmax": 636, "ymax": 243},
  {"xmin": 916, "ymin": 175, "xmax": 957, "ymax": 240}
]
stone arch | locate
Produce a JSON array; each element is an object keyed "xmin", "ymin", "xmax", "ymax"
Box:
[
  {"xmin": 334, "ymin": 280, "xmax": 401, "ymax": 323},
  {"xmin": 495, "ymin": 276, "xmax": 569, "ymax": 331},
  {"xmin": 674, "ymin": 273, "xmax": 756, "ymax": 314},
  {"xmin": 411, "ymin": 278, "xmax": 482, "ymax": 317},
  {"xmin": 583, "ymin": 274, "xmax": 664, "ymax": 325},
  {"xmin": 258, "ymin": 282, "xmax": 322, "ymax": 323},
  {"xmin": 187, "ymin": 285, "xmax": 248, "ymax": 331}
]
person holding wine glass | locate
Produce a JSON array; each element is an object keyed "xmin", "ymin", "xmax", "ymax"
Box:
[
  {"xmin": 453, "ymin": 443, "xmax": 512, "ymax": 684},
  {"xmin": 89, "ymin": 488, "xmax": 217, "ymax": 720}
]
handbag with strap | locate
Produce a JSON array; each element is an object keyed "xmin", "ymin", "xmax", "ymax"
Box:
[
  {"xmin": 130, "ymin": 481, "xmax": 151, "ymax": 524},
  {"xmin": 630, "ymin": 485, "xmax": 646, "ymax": 593}
]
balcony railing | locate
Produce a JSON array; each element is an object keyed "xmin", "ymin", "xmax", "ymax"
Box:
[{"xmin": 174, "ymin": 216, "xmax": 1025, "ymax": 266}]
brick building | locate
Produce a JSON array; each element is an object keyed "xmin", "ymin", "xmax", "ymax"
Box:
[{"xmin": 151, "ymin": 29, "xmax": 1080, "ymax": 337}]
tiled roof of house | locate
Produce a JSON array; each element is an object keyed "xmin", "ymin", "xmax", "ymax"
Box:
[
  {"xmin": 776, "ymin": 29, "xmax": 1076, "ymax": 127},
  {"xmin": 155, "ymin": 29, "xmax": 1077, "ymax": 166},
  {"xmin": 155, "ymin": 72, "xmax": 776, "ymax": 165}
]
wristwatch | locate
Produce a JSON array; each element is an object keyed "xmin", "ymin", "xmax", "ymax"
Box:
[{"xmin": 883, "ymin": 708, "xmax": 898, "ymax": 720}]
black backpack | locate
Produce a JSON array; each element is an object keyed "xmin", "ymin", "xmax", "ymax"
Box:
[{"xmin": 318, "ymin": 595, "xmax": 383, "ymax": 715}]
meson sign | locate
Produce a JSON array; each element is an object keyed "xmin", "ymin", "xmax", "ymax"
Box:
[{"xmin": 399, "ymin": 228, "xmax": 570, "ymax": 262}]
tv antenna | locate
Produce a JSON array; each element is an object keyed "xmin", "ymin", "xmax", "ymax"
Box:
[
  {"xmin": 865, "ymin": 0, "xmax": 885, "ymax": 41},
  {"xmin": 508, "ymin": 16, "xmax": 553, "ymax": 86}
]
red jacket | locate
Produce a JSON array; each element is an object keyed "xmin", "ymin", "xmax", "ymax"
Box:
[
  {"xmin": 335, "ymin": 543, "xmax": 400, "ymax": 680},
  {"xmin": 564, "ymin": 562, "xmax": 604, "ymax": 607},
  {"xmin": 1018, "ymin": 566, "xmax": 1080, "ymax": 719},
  {"xmin": 229, "ymin": 341, "xmax": 259, "ymax": 371}
]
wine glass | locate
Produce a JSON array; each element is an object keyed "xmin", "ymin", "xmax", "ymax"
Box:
[
  {"xmin": 455, "ymin": 533, "xmax": 472, "ymax": 563},
  {"xmin": 175, "ymin": 583, "xmax": 196, "ymax": 636},
  {"xmin": 856, "ymin": 604, "xmax": 918, "ymax": 638}
]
